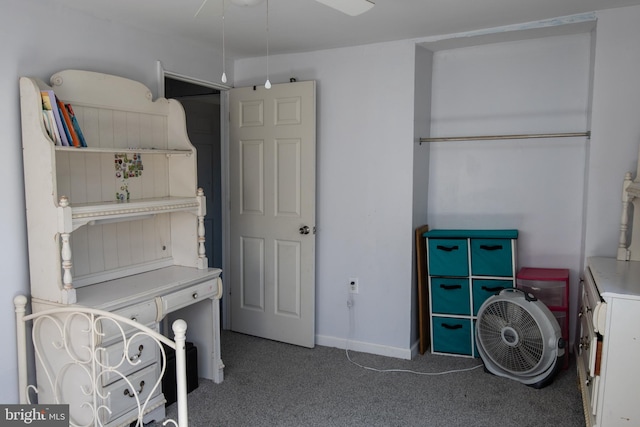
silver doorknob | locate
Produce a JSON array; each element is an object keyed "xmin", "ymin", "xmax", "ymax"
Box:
[{"xmin": 299, "ymin": 225, "xmax": 310, "ymax": 235}]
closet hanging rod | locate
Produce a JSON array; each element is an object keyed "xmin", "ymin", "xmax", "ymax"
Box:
[{"xmin": 419, "ymin": 131, "xmax": 590, "ymax": 143}]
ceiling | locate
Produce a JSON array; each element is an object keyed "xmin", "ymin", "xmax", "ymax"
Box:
[{"xmin": 52, "ymin": 0, "xmax": 640, "ymax": 58}]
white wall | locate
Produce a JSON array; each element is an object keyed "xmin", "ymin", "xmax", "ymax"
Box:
[
  {"xmin": 586, "ymin": 6, "xmax": 640, "ymax": 258},
  {"xmin": 234, "ymin": 41, "xmax": 418, "ymax": 357},
  {"xmin": 427, "ymin": 33, "xmax": 592, "ymax": 344},
  {"xmin": 1, "ymin": 0, "xmax": 224, "ymax": 403}
]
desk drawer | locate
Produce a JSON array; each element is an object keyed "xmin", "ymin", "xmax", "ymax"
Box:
[
  {"xmin": 100, "ymin": 363, "xmax": 162, "ymax": 424},
  {"xmin": 101, "ymin": 300, "xmax": 158, "ymax": 341},
  {"xmin": 158, "ymin": 278, "xmax": 218, "ymax": 317},
  {"xmin": 100, "ymin": 332, "xmax": 160, "ymax": 387}
]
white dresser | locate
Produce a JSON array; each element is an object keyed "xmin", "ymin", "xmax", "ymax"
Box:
[
  {"xmin": 19, "ymin": 70, "xmax": 224, "ymax": 426},
  {"xmin": 578, "ymin": 256, "xmax": 640, "ymax": 427}
]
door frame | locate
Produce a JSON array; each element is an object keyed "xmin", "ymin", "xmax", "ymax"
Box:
[{"xmin": 157, "ymin": 62, "xmax": 233, "ymax": 329}]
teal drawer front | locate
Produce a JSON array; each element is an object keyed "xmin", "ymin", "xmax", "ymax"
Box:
[
  {"xmin": 432, "ymin": 317, "xmax": 472, "ymax": 355},
  {"xmin": 430, "ymin": 278, "xmax": 470, "ymax": 315},
  {"xmin": 470, "ymin": 238, "xmax": 513, "ymax": 276},
  {"xmin": 472, "ymin": 279, "xmax": 513, "ymax": 315},
  {"xmin": 428, "ymin": 238, "xmax": 468, "ymax": 276}
]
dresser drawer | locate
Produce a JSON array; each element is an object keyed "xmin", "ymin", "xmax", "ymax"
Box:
[
  {"xmin": 158, "ymin": 278, "xmax": 218, "ymax": 317},
  {"xmin": 472, "ymin": 279, "xmax": 513, "ymax": 315},
  {"xmin": 432, "ymin": 317, "xmax": 472, "ymax": 356},
  {"xmin": 427, "ymin": 238, "xmax": 469, "ymax": 276},
  {"xmin": 578, "ymin": 299, "xmax": 600, "ymax": 419},
  {"xmin": 100, "ymin": 363, "xmax": 162, "ymax": 424},
  {"xmin": 430, "ymin": 278, "xmax": 470, "ymax": 315},
  {"xmin": 583, "ymin": 269, "xmax": 606, "ymax": 334},
  {"xmin": 470, "ymin": 238, "xmax": 513, "ymax": 276},
  {"xmin": 578, "ymin": 280, "xmax": 601, "ymax": 377},
  {"xmin": 100, "ymin": 332, "xmax": 160, "ymax": 387},
  {"xmin": 577, "ymin": 353, "xmax": 597, "ymax": 422}
]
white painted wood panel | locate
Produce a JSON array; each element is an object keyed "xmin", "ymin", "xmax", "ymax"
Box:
[
  {"xmin": 71, "ymin": 227, "xmax": 90, "ymax": 277},
  {"xmin": 230, "ymin": 81, "xmax": 316, "ymax": 348},
  {"xmin": 88, "ymin": 224, "xmax": 106, "ymax": 273},
  {"xmin": 275, "ymin": 239, "xmax": 301, "ymax": 317},
  {"xmin": 84, "ymin": 152, "xmax": 102, "ymax": 203},
  {"xmin": 275, "ymin": 139, "xmax": 301, "ymax": 216},
  {"xmin": 240, "ymin": 139, "xmax": 265, "ymax": 214},
  {"xmin": 54, "ymin": 152, "xmax": 170, "ymax": 203},
  {"xmin": 241, "ymin": 236, "xmax": 265, "ymax": 310}
]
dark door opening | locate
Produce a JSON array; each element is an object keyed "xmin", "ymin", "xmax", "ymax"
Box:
[{"xmin": 164, "ymin": 77, "xmax": 223, "ymax": 273}]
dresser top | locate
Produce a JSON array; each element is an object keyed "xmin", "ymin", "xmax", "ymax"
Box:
[
  {"xmin": 424, "ymin": 229, "xmax": 518, "ymax": 239},
  {"xmin": 588, "ymin": 257, "xmax": 640, "ymax": 300}
]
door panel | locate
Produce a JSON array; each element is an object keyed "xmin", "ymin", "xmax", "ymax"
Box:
[
  {"xmin": 230, "ymin": 81, "xmax": 316, "ymax": 348},
  {"xmin": 276, "ymin": 139, "xmax": 301, "ymax": 216},
  {"xmin": 241, "ymin": 236, "xmax": 265, "ymax": 310},
  {"xmin": 240, "ymin": 140, "xmax": 265, "ymax": 214},
  {"xmin": 275, "ymin": 239, "xmax": 301, "ymax": 317}
]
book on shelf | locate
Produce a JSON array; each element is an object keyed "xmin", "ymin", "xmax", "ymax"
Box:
[
  {"xmin": 40, "ymin": 90, "xmax": 68, "ymax": 146},
  {"xmin": 65, "ymin": 103, "xmax": 87, "ymax": 147},
  {"xmin": 56, "ymin": 97, "xmax": 81, "ymax": 147},
  {"xmin": 41, "ymin": 109, "xmax": 58, "ymax": 144},
  {"xmin": 38, "ymin": 89, "xmax": 88, "ymax": 148}
]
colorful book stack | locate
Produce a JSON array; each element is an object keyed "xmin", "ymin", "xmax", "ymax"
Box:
[{"xmin": 40, "ymin": 90, "xmax": 87, "ymax": 147}]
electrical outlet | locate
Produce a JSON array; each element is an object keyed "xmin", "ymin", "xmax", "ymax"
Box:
[{"xmin": 349, "ymin": 277, "xmax": 359, "ymax": 294}]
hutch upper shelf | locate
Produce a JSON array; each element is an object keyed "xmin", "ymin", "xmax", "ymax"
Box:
[{"xmin": 20, "ymin": 70, "xmax": 209, "ymax": 304}]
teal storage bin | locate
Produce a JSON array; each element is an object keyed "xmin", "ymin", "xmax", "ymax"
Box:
[
  {"xmin": 472, "ymin": 279, "xmax": 513, "ymax": 315},
  {"xmin": 430, "ymin": 277, "xmax": 470, "ymax": 315},
  {"xmin": 424, "ymin": 229, "xmax": 517, "ymax": 358},
  {"xmin": 427, "ymin": 238, "xmax": 468, "ymax": 276},
  {"xmin": 470, "ymin": 238, "xmax": 513, "ymax": 276},
  {"xmin": 432, "ymin": 317, "xmax": 472, "ymax": 355}
]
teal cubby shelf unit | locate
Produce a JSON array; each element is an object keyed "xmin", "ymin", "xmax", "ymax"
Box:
[{"xmin": 424, "ymin": 229, "xmax": 518, "ymax": 357}]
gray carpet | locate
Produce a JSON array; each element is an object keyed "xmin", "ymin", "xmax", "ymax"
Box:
[{"xmin": 165, "ymin": 331, "xmax": 585, "ymax": 427}]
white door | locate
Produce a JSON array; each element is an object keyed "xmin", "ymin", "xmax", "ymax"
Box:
[{"xmin": 229, "ymin": 81, "xmax": 316, "ymax": 348}]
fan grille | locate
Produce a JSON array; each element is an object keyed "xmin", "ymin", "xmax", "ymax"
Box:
[{"xmin": 477, "ymin": 299, "xmax": 544, "ymax": 373}]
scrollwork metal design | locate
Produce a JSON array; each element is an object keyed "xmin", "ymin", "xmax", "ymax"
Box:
[{"xmin": 22, "ymin": 308, "xmax": 182, "ymax": 427}]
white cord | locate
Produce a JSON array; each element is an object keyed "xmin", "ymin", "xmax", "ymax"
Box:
[
  {"xmin": 345, "ymin": 348, "xmax": 484, "ymax": 375},
  {"xmin": 345, "ymin": 297, "xmax": 484, "ymax": 376}
]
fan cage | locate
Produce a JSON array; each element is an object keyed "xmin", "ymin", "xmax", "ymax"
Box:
[{"xmin": 476, "ymin": 298, "xmax": 547, "ymax": 374}]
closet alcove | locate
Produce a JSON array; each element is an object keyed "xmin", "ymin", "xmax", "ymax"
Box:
[{"xmin": 412, "ymin": 19, "xmax": 596, "ymax": 350}]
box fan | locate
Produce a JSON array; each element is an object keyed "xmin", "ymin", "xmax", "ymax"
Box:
[{"xmin": 475, "ymin": 288, "xmax": 565, "ymax": 389}]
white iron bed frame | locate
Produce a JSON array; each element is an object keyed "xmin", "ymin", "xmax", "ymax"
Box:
[{"xmin": 14, "ymin": 295, "xmax": 189, "ymax": 427}]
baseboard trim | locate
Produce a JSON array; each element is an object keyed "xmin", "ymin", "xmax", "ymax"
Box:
[{"xmin": 315, "ymin": 334, "xmax": 413, "ymax": 360}]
